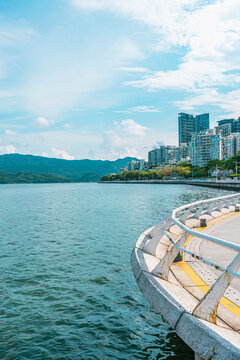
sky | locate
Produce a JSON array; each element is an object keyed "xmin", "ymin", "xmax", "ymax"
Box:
[{"xmin": 0, "ymin": 0, "xmax": 240, "ymax": 160}]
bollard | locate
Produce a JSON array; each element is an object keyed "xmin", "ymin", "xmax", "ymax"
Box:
[
  {"xmin": 200, "ymin": 218, "xmax": 207, "ymax": 227},
  {"xmin": 235, "ymin": 205, "xmax": 240, "ymax": 212}
]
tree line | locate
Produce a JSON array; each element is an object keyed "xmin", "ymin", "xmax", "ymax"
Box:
[{"xmin": 100, "ymin": 153, "xmax": 240, "ymax": 181}]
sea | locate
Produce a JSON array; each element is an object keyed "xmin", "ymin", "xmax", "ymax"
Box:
[{"xmin": 0, "ymin": 183, "xmax": 231, "ymax": 360}]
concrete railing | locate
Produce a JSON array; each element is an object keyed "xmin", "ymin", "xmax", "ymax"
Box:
[{"xmin": 143, "ymin": 192, "xmax": 240, "ymax": 325}]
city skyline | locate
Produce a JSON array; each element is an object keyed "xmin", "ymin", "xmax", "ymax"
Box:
[
  {"xmin": 145, "ymin": 112, "xmax": 240, "ymax": 168},
  {"xmin": 0, "ymin": 0, "xmax": 240, "ymax": 160}
]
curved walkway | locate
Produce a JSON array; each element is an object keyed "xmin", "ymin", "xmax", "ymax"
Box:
[
  {"xmin": 173, "ymin": 213, "xmax": 240, "ymax": 330},
  {"xmin": 131, "ymin": 195, "xmax": 240, "ymax": 360}
]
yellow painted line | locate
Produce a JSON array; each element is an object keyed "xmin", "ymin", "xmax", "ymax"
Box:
[
  {"xmin": 178, "ymin": 261, "xmax": 240, "ymax": 318},
  {"xmin": 179, "ymin": 212, "xmax": 240, "ymax": 318},
  {"xmin": 182, "ymin": 212, "xmax": 237, "ymax": 261},
  {"xmin": 178, "ymin": 261, "xmax": 209, "ymax": 289}
]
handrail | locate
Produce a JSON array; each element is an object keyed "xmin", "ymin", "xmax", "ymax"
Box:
[
  {"xmin": 174, "ymin": 192, "xmax": 239, "ymax": 214},
  {"xmin": 172, "ymin": 214, "xmax": 240, "ymax": 252},
  {"xmin": 171, "ymin": 192, "xmax": 240, "ymax": 252},
  {"xmin": 146, "ymin": 192, "xmax": 240, "ymax": 324}
]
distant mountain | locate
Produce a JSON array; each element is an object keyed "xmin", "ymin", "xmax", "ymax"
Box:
[
  {"xmin": 0, "ymin": 154, "xmax": 138, "ymax": 183},
  {"xmin": 0, "ymin": 171, "xmax": 72, "ymax": 184}
]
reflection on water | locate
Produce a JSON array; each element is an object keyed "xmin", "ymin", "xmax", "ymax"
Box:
[{"xmin": 0, "ymin": 183, "xmax": 230, "ymax": 359}]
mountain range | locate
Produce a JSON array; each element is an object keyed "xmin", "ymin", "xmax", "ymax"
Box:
[{"xmin": 0, "ymin": 154, "xmax": 138, "ymax": 183}]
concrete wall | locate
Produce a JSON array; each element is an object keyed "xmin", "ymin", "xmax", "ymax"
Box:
[{"xmin": 99, "ymin": 180, "xmax": 240, "ymax": 191}]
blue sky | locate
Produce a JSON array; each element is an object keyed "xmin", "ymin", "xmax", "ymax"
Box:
[{"xmin": 0, "ymin": 0, "xmax": 240, "ymax": 160}]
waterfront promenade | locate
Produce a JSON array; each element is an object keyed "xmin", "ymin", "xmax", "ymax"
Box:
[
  {"xmin": 131, "ymin": 193, "xmax": 240, "ymax": 359},
  {"xmin": 100, "ymin": 179, "xmax": 240, "ymax": 191}
]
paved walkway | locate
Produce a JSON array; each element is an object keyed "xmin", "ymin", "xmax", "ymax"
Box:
[
  {"xmin": 199, "ymin": 213, "xmax": 240, "ymax": 270},
  {"xmin": 132, "ymin": 207, "xmax": 240, "ymax": 358},
  {"xmin": 171, "ymin": 212, "xmax": 240, "ymax": 331},
  {"xmin": 132, "ymin": 203, "xmax": 240, "ymax": 358}
]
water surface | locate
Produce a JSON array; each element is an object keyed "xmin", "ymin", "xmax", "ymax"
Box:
[{"xmin": 0, "ymin": 183, "xmax": 231, "ymax": 359}]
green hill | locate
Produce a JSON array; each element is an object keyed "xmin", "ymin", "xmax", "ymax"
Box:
[
  {"xmin": 0, "ymin": 171, "xmax": 72, "ymax": 184},
  {"xmin": 0, "ymin": 154, "xmax": 137, "ymax": 183}
]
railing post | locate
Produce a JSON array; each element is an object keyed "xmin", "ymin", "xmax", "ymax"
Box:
[
  {"xmin": 151, "ymin": 233, "xmax": 188, "ymax": 280},
  {"xmin": 204, "ymin": 202, "xmax": 217, "ymax": 215},
  {"xmin": 192, "ymin": 253, "xmax": 240, "ymax": 324},
  {"xmin": 179, "ymin": 206, "xmax": 194, "ymax": 224},
  {"xmin": 222, "ymin": 199, "xmax": 232, "ymax": 209},
  {"xmin": 164, "ymin": 213, "xmax": 174, "ymax": 231},
  {"xmin": 143, "ymin": 217, "xmax": 170, "ymax": 256},
  {"xmin": 192, "ymin": 204, "xmax": 205, "ymax": 219}
]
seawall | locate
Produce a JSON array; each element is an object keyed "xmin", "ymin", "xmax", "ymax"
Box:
[
  {"xmin": 99, "ymin": 180, "xmax": 240, "ymax": 191},
  {"xmin": 131, "ymin": 193, "xmax": 240, "ymax": 359}
]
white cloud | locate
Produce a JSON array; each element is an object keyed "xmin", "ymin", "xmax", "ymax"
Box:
[
  {"xmin": 4, "ymin": 129, "xmax": 17, "ymax": 136},
  {"xmin": 3, "ymin": 130, "xmax": 102, "ymax": 159},
  {"xmin": 72, "ymin": 0, "xmax": 240, "ymax": 115},
  {"xmin": 0, "ymin": 122, "xmax": 177, "ymax": 161},
  {"xmin": 175, "ymin": 88, "xmax": 240, "ymax": 118},
  {"xmin": 0, "ymin": 23, "xmax": 36, "ymax": 85},
  {"xmin": 31, "ymin": 116, "xmax": 55, "ymax": 128},
  {"xmin": 98, "ymin": 119, "xmax": 176, "ymax": 159},
  {"xmin": 101, "ymin": 130, "xmax": 139, "ymax": 159},
  {"xmin": 0, "ymin": 145, "xmax": 16, "ymax": 154},
  {"xmin": 121, "ymin": 119, "xmax": 149, "ymax": 136},
  {"xmin": 118, "ymin": 67, "xmax": 148, "ymax": 73},
  {"xmin": 130, "ymin": 106, "xmax": 160, "ymax": 113},
  {"xmin": 71, "ymin": 0, "xmax": 196, "ymax": 24},
  {"xmin": 62, "ymin": 123, "xmax": 71, "ymax": 129},
  {"xmin": 0, "ymin": 25, "xmax": 36, "ymax": 47},
  {"xmin": 111, "ymin": 38, "xmax": 144, "ymax": 64},
  {"xmin": 42, "ymin": 147, "xmax": 75, "ymax": 160},
  {"xmin": 115, "ymin": 105, "xmax": 160, "ymax": 114}
]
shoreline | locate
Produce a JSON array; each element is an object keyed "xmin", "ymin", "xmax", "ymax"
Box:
[{"xmin": 98, "ymin": 180, "xmax": 240, "ymax": 191}]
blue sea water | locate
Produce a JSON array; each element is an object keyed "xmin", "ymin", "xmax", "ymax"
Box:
[{"xmin": 0, "ymin": 183, "xmax": 230, "ymax": 360}]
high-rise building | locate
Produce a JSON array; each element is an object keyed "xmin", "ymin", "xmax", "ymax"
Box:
[
  {"xmin": 148, "ymin": 147, "xmax": 167, "ymax": 166},
  {"xmin": 216, "ymin": 117, "xmax": 240, "ymax": 134},
  {"xmin": 154, "ymin": 149, "xmax": 161, "ymax": 165},
  {"xmin": 179, "ymin": 143, "xmax": 189, "ymax": 161},
  {"xmin": 222, "ymin": 133, "xmax": 240, "ymax": 159},
  {"xmin": 172, "ymin": 146, "xmax": 181, "ymax": 163},
  {"xmin": 194, "ymin": 113, "xmax": 209, "ymax": 133},
  {"xmin": 148, "ymin": 145, "xmax": 183, "ymax": 166},
  {"xmin": 178, "ymin": 113, "xmax": 194, "ymax": 146},
  {"xmin": 148, "ymin": 150, "xmax": 156, "ymax": 166},
  {"xmin": 165, "ymin": 146, "xmax": 181, "ymax": 164},
  {"xmin": 157, "ymin": 146, "xmax": 167, "ymax": 164},
  {"xmin": 236, "ymin": 133, "xmax": 240, "ymax": 154},
  {"xmin": 215, "ymin": 123, "xmax": 232, "ymax": 138},
  {"xmin": 189, "ymin": 129, "xmax": 222, "ymax": 167},
  {"xmin": 178, "ymin": 112, "xmax": 209, "ymax": 146},
  {"xmin": 217, "ymin": 119, "xmax": 235, "ymax": 132},
  {"xmin": 233, "ymin": 117, "xmax": 240, "ymax": 132}
]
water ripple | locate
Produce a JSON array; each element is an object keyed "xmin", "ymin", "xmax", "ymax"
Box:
[{"xmin": 0, "ymin": 183, "xmax": 230, "ymax": 359}]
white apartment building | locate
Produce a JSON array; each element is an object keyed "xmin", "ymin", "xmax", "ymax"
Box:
[
  {"xmin": 123, "ymin": 159, "xmax": 148, "ymax": 172},
  {"xmin": 179, "ymin": 143, "xmax": 189, "ymax": 162},
  {"xmin": 189, "ymin": 129, "xmax": 222, "ymax": 167},
  {"xmin": 236, "ymin": 135, "xmax": 240, "ymax": 154},
  {"xmin": 148, "ymin": 145, "xmax": 188, "ymax": 166},
  {"xmin": 215, "ymin": 123, "xmax": 232, "ymax": 138},
  {"xmin": 139, "ymin": 159, "xmax": 148, "ymax": 170},
  {"xmin": 222, "ymin": 133, "xmax": 240, "ymax": 159}
]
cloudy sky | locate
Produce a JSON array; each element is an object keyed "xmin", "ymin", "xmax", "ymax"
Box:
[{"xmin": 0, "ymin": 0, "xmax": 240, "ymax": 160}]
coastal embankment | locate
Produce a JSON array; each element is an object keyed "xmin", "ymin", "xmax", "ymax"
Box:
[
  {"xmin": 99, "ymin": 180, "xmax": 240, "ymax": 191},
  {"xmin": 131, "ymin": 192, "xmax": 240, "ymax": 359}
]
